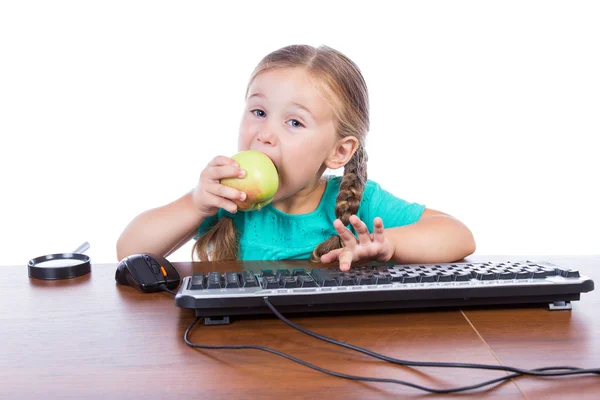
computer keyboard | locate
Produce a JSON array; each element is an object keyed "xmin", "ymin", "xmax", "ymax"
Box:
[{"xmin": 174, "ymin": 261, "xmax": 594, "ymax": 324}]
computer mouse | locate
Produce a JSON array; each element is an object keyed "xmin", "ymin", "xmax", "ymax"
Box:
[{"xmin": 115, "ymin": 253, "xmax": 180, "ymax": 293}]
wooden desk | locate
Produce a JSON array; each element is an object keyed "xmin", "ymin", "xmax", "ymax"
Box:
[{"xmin": 1, "ymin": 256, "xmax": 598, "ymax": 399}]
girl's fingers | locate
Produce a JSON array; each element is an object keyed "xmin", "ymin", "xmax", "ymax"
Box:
[
  {"xmin": 208, "ymin": 155, "xmax": 238, "ymax": 167},
  {"xmin": 320, "ymin": 248, "xmax": 344, "ymax": 263},
  {"xmin": 333, "ymin": 219, "xmax": 357, "ymax": 250},
  {"xmin": 349, "ymin": 215, "xmax": 371, "ymax": 246},
  {"xmin": 338, "ymin": 249, "xmax": 354, "ymax": 271},
  {"xmin": 206, "ymin": 183, "xmax": 246, "ymax": 203},
  {"xmin": 205, "ymin": 193, "xmax": 239, "ymax": 214},
  {"xmin": 373, "ymin": 217, "xmax": 386, "ymax": 243},
  {"xmin": 205, "ymin": 165, "xmax": 246, "ymax": 181}
]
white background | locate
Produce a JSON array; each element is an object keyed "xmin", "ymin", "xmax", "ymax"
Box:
[{"xmin": 1, "ymin": 1, "xmax": 598, "ymax": 266}]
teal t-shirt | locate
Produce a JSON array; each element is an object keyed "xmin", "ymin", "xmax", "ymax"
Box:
[{"xmin": 196, "ymin": 175, "xmax": 425, "ymax": 260}]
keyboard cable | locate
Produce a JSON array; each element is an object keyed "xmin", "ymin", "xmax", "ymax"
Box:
[
  {"xmin": 161, "ymin": 286, "xmax": 599, "ymax": 393},
  {"xmin": 262, "ymin": 297, "xmax": 596, "ymax": 378}
]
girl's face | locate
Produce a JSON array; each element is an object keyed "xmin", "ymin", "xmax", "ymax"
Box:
[{"xmin": 238, "ymin": 67, "xmax": 338, "ymax": 203}]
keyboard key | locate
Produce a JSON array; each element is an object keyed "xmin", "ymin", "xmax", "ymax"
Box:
[
  {"xmin": 261, "ymin": 276, "xmax": 279, "ymax": 289},
  {"xmin": 260, "ymin": 269, "xmax": 274, "ymax": 277},
  {"xmin": 476, "ymin": 272, "xmax": 495, "ymax": 281},
  {"xmin": 420, "ymin": 273, "xmax": 437, "ymax": 283},
  {"xmin": 515, "ymin": 271, "xmax": 530, "ymax": 279},
  {"xmin": 338, "ymin": 276, "xmax": 355, "ymax": 286},
  {"xmin": 471, "ymin": 269, "xmax": 487, "ymax": 278},
  {"xmin": 525, "ymin": 263, "xmax": 540, "ymax": 268},
  {"xmin": 402, "ymin": 274, "xmax": 420, "ymax": 283},
  {"xmin": 373, "ymin": 274, "xmax": 391, "ymax": 284},
  {"xmin": 225, "ymin": 272, "xmax": 240, "ymax": 288},
  {"xmin": 275, "ymin": 270, "xmax": 291, "ymax": 281},
  {"xmin": 207, "ymin": 272, "xmax": 222, "ymax": 289},
  {"xmin": 298, "ymin": 275, "xmax": 317, "ymax": 287},
  {"xmin": 355, "ymin": 276, "xmax": 374, "ymax": 285},
  {"xmin": 498, "ymin": 272, "xmax": 514, "ymax": 280},
  {"xmin": 310, "ymin": 268, "xmax": 325, "ymax": 278},
  {"xmin": 242, "ymin": 271, "xmax": 258, "ymax": 287},
  {"xmin": 279, "ymin": 275, "xmax": 298, "ymax": 288},
  {"xmin": 541, "ymin": 267, "xmax": 559, "ymax": 276},
  {"xmin": 190, "ymin": 272, "xmax": 205, "ymax": 290},
  {"xmin": 454, "ymin": 273, "xmax": 471, "ymax": 282},
  {"xmin": 292, "ymin": 268, "xmax": 307, "ymax": 276},
  {"xmin": 532, "ymin": 271, "xmax": 548, "ymax": 279},
  {"xmin": 562, "ymin": 270, "xmax": 580, "ymax": 278}
]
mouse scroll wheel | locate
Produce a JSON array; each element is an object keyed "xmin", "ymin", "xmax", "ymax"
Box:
[
  {"xmin": 150, "ymin": 263, "xmax": 168, "ymax": 277},
  {"xmin": 149, "ymin": 263, "xmax": 161, "ymax": 275}
]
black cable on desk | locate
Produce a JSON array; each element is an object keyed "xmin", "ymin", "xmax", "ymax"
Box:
[
  {"xmin": 262, "ymin": 297, "xmax": 597, "ymax": 377},
  {"xmin": 164, "ymin": 287, "xmax": 599, "ymax": 394},
  {"xmin": 183, "ymin": 315, "xmax": 517, "ymax": 394},
  {"xmin": 159, "ymin": 285, "xmax": 177, "ymax": 296}
]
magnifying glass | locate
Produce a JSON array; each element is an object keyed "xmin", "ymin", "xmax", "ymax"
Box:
[{"xmin": 28, "ymin": 242, "xmax": 92, "ymax": 280}]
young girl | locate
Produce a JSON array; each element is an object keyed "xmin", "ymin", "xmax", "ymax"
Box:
[{"xmin": 116, "ymin": 44, "xmax": 475, "ymax": 271}]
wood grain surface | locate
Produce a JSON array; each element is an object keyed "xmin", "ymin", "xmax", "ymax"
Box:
[{"xmin": 1, "ymin": 255, "xmax": 597, "ymax": 399}]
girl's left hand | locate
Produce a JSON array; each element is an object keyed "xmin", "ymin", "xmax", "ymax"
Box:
[{"xmin": 320, "ymin": 215, "xmax": 395, "ymax": 271}]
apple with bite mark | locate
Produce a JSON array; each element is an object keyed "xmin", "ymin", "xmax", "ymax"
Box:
[{"xmin": 221, "ymin": 150, "xmax": 279, "ymax": 211}]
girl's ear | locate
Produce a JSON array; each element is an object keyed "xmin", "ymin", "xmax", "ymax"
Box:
[{"xmin": 325, "ymin": 137, "xmax": 359, "ymax": 170}]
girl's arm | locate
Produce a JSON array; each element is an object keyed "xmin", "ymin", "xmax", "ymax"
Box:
[
  {"xmin": 385, "ymin": 208, "xmax": 476, "ymax": 263},
  {"xmin": 116, "ymin": 191, "xmax": 207, "ymax": 260}
]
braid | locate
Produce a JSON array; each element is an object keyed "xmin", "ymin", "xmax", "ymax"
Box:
[
  {"xmin": 333, "ymin": 145, "xmax": 367, "ymax": 225},
  {"xmin": 311, "ymin": 146, "xmax": 368, "ymax": 262},
  {"xmin": 192, "ymin": 217, "xmax": 239, "ymax": 261}
]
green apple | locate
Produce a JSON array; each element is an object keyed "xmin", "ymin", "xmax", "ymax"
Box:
[{"xmin": 221, "ymin": 150, "xmax": 279, "ymax": 211}]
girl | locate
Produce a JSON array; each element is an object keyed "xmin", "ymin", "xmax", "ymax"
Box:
[{"xmin": 116, "ymin": 44, "xmax": 475, "ymax": 271}]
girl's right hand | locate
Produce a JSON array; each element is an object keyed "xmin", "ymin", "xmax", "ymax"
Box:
[{"xmin": 192, "ymin": 155, "xmax": 247, "ymax": 217}]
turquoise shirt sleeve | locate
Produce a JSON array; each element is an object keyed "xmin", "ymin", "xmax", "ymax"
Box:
[{"xmin": 361, "ymin": 180, "xmax": 426, "ymax": 232}]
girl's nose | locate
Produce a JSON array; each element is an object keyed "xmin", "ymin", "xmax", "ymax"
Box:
[{"xmin": 257, "ymin": 128, "xmax": 277, "ymax": 146}]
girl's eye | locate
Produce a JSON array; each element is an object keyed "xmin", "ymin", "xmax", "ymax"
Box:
[
  {"xmin": 287, "ymin": 119, "xmax": 304, "ymax": 128},
  {"xmin": 251, "ymin": 110, "xmax": 303, "ymax": 128}
]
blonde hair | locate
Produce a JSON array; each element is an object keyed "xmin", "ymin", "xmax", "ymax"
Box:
[{"xmin": 193, "ymin": 44, "xmax": 370, "ymax": 262}]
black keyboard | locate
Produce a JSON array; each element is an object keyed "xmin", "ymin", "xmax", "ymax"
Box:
[{"xmin": 174, "ymin": 261, "xmax": 594, "ymax": 324}]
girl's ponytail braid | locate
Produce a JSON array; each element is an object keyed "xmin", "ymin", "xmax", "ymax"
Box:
[{"xmin": 311, "ymin": 145, "xmax": 368, "ymax": 261}]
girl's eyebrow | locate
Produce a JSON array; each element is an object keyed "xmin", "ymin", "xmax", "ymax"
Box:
[
  {"xmin": 291, "ymin": 103, "xmax": 315, "ymax": 120},
  {"xmin": 247, "ymin": 92, "xmax": 265, "ymax": 100}
]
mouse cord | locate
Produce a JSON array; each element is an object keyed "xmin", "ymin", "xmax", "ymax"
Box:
[{"xmin": 159, "ymin": 284, "xmax": 177, "ymax": 296}]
